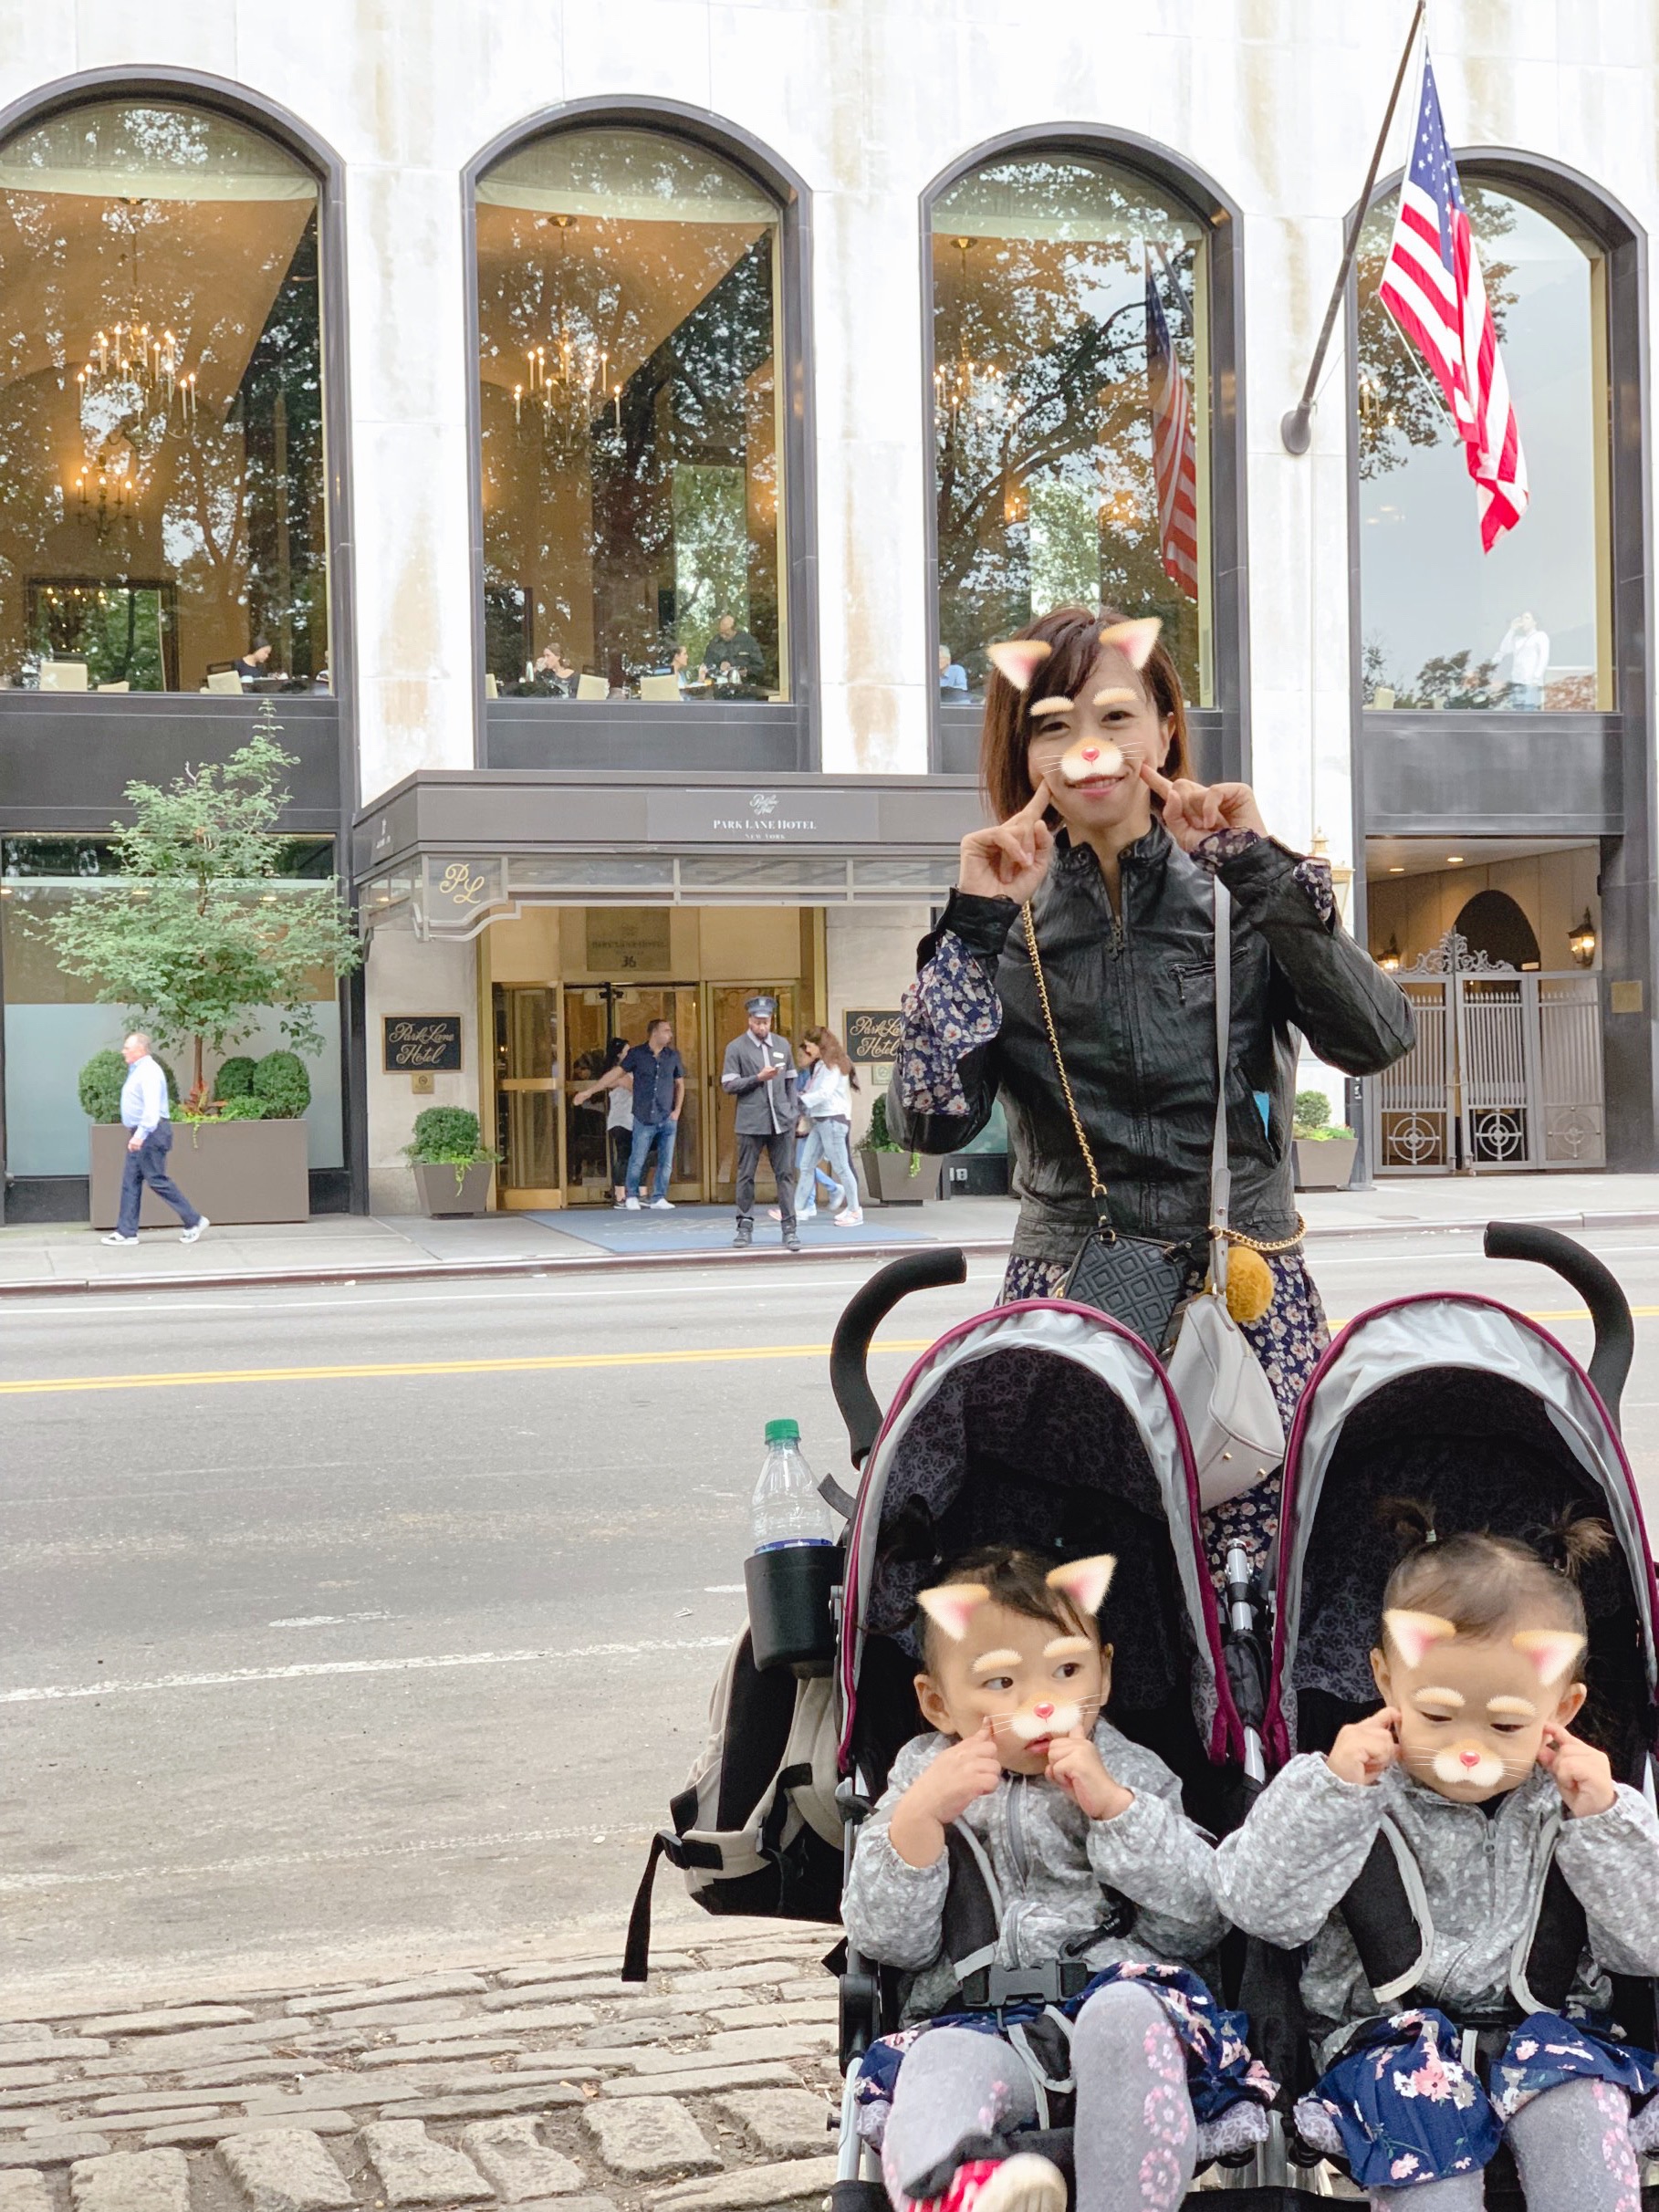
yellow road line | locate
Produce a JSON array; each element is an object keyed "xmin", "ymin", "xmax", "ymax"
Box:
[
  {"xmin": 0, "ymin": 1301, "xmax": 1646, "ymax": 1401},
  {"xmin": 0, "ymin": 1340, "xmax": 939, "ymax": 1398}
]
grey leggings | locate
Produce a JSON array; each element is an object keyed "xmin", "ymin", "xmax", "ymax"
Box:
[
  {"xmin": 881, "ymin": 1982, "xmax": 1197, "ymax": 2212},
  {"xmin": 1368, "ymin": 2078, "xmax": 1641, "ymax": 2210}
]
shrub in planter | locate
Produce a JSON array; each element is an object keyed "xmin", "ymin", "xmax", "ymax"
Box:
[
  {"xmin": 211, "ymin": 1096, "xmax": 266, "ymax": 1122},
  {"xmin": 251, "ymin": 1049, "xmax": 311, "ymax": 1120},
  {"xmin": 405, "ymin": 1106, "xmax": 499, "ymax": 1215},
  {"xmin": 858, "ymin": 1093, "xmax": 941, "ymax": 1205},
  {"xmin": 214, "ymin": 1056, "xmax": 257, "ymax": 1100},
  {"xmin": 1292, "ymin": 1086, "xmax": 1358, "ymax": 1190},
  {"xmin": 78, "ymin": 1048, "xmax": 178, "ymax": 1122}
]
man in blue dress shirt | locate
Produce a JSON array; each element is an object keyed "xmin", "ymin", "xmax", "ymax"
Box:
[
  {"xmin": 620, "ymin": 1018, "xmax": 685, "ymax": 1209},
  {"xmin": 100, "ymin": 1032, "xmax": 208, "ymax": 1247}
]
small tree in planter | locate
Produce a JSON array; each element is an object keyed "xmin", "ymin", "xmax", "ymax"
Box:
[
  {"xmin": 78, "ymin": 1044, "xmax": 313, "ymax": 1226},
  {"xmin": 1292, "ymin": 1087, "xmax": 1358, "ymax": 1192},
  {"xmin": 405, "ymin": 1107, "xmax": 499, "ymax": 1216},
  {"xmin": 41, "ymin": 704, "xmax": 360, "ymax": 1103},
  {"xmin": 857, "ymin": 1093, "xmax": 942, "ymax": 1207}
]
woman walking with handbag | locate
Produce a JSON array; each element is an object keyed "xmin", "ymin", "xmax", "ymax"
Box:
[
  {"xmin": 796, "ymin": 1027, "xmax": 862, "ymax": 1226},
  {"xmin": 890, "ymin": 606, "xmax": 1414, "ymax": 1573}
]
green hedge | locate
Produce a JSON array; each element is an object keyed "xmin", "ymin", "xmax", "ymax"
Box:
[
  {"xmin": 214, "ymin": 1056, "xmax": 257, "ymax": 1099},
  {"xmin": 251, "ymin": 1049, "xmax": 311, "ymax": 1120},
  {"xmin": 78, "ymin": 1048, "xmax": 178, "ymax": 1122},
  {"xmin": 408, "ymin": 1106, "xmax": 484, "ymax": 1162}
]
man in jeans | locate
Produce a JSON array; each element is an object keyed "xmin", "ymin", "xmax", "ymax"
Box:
[
  {"xmin": 721, "ymin": 996, "xmax": 799, "ymax": 1251},
  {"xmin": 100, "ymin": 1032, "xmax": 208, "ymax": 1247},
  {"xmin": 621, "ymin": 1018, "xmax": 684, "ymax": 1210}
]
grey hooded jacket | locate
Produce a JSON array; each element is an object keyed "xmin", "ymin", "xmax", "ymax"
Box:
[
  {"xmin": 1211, "ymin": 1752, "xmax": 1659, "ymax": 2068},
  {"xmin": 842, "ymin": 1719, "xmax": 1226, "ymax": 2022}
]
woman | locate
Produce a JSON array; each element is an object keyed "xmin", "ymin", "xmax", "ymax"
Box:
[
  {"xmin": 796, "ymin": 1026, "xmax": 862, "ymax": 1226},
  {"xmin": 570, "ymin": 1038, "xmax": 633, "ymax": 1205},
  {"xmin": 890, "ymin": 606, "xmax": 1414, "ymax": 1571}
]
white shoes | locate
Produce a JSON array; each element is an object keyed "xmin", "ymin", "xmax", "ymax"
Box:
[
  {"xmin": 624, "ymin": 1196, "xmax": 642, "ymax": 1210},
  {"xmin": 181, "ymin": 1216, "xmax": 210, "ymax": 1244},
  {"xmin": 650, "ymin": 1197, "xmax": 674, "ymax": 1210},
  {"xmin": 834, "ymin": 1207, "xmax": 864, "ymax": 1226},
  {"xmin": 100, "ymin": 1232, "xmax": 138, "ymax": 1247}
]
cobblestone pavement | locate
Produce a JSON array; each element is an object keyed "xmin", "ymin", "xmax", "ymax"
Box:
[{"xmin": 0, "ymin": 1922, "xmax": 842, "ymax": 2212}]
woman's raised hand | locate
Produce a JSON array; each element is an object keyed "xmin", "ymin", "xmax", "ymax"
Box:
[
  {"xmin": 1139, "ymin": 760, "xmax": 1266, "ymax": 853},
  {"xmin": 956, "ymin": 777, "xmax": 1055, "ymax": 904}
]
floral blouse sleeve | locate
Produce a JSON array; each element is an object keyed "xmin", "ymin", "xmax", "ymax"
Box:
[
  {"xmin": 898, "ymin": 927, "xmax": 1003, "ymax": 1117},
  {"xmin": 1190, "ymin": 828, "xmax": 1335, "ymax": 927}
]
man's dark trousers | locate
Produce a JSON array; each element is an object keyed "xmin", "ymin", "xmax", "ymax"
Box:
[
  {"xmin": 118, "ymin": 1124, "xmax": 202, "ymax": 1236},
  {"xmin": 735, "ymin": 1129, "xmax": 795, "ymax": 1234}
]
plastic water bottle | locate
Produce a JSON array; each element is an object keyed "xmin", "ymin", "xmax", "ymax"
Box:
[{"xmin": 751, "ymin": 1419, "xmax": 833, "ymax": 1553}]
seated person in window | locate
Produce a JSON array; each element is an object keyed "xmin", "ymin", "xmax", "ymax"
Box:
[
  {"xmin": 702, "ymin": 612, "xmax": 767, "ymax": 695},
  {"xmin": 235, "ymin": 639, "xmax": 281, "ymax": 685},
  {"xmin": 525, "ymin": 643, "xmax": 578, "ymax": 697},
  {"xmin": 939, "ymin": 643, "xmax": 968, "ymax": 694}
]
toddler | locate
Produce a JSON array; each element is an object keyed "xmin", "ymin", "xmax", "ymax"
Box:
[
  {"xmin": 842, "ymin": 1543, "xmax": 1272, "ymax": 2212},
  {"xmin": 1212, "ymin": 1514, "xmax": 1659, "ymax": 2207}
]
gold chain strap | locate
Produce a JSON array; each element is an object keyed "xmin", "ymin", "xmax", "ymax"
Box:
[
  {"xmin": 1021, "ymin": 900, "xmax": 1306, "ymax": 1255},
  {"xmin": 1021, "ymin": 902, "xmax": 1108, "ymax": 1200}
]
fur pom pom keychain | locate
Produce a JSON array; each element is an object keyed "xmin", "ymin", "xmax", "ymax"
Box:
[{"xmin": 1224, "ymin": 1245, "xmax": 1275, "ymax": 1325}]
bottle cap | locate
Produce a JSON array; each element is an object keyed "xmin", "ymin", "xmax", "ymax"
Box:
[{"xmin": 765, "ymin": 1418, "xmax": 801, "ymax": 1445}]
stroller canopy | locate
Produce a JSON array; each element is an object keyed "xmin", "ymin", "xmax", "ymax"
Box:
[
  {"xmin": 839, "ymin": 1300, "xmax": 1244, "ymax": 1790},
  {"xmin": 1268, "ymin": 1293, "xmax": 1659, "ymax": 1770}
]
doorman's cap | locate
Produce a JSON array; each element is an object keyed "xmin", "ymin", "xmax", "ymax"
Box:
[{"xmin": 746, "ymin": 995, "xmax": 777, "ymax": 1016}]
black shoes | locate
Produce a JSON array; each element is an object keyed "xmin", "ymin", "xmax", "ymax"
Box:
[
  {"xmin": 733, "ymin": 1227, "xmax": 753, "ymax": 1248},
  {"xmin": 783, "ymin": 1233, "xmax": 802, "ymax": 1252}
]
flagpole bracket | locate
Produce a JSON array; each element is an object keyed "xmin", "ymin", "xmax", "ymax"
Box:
[{"xmin": 1280, "ymin": 404, "xmax": 1313, "ymax": 456}]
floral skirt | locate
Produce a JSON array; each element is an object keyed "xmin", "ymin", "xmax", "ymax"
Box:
[
  {"xmin": 1300, "ymin": 2006, "xmax": 1658, "ymax": 2192},
  {"xmin": 1000, "ymin": 1248, "xmax": 1330, "ymax": 1581},
  {"xmin": 853, "ymin": 1960, "xmax": 1276, "ymax": 2148}
]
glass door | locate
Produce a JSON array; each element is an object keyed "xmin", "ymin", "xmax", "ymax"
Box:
[
  {"xmin": 705, "ymin": 984, "xmax": 798, "ymax": 1204},
  {"xmin": 563, "ymin": 983, "xmax": 704, "ymax": 1203},
  {"xmin": 493, "ymin": 985, "xmax": 560, "ymax": 1206}
]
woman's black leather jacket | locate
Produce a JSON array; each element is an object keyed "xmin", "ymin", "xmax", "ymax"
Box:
[{"xmin": 889, "ymin": 823, "xmax": 1415, "ymax": 1263}]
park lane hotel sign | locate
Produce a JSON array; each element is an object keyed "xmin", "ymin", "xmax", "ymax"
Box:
[
  {"xmin": 846, "ymin": 1010, "xmax": 903, "ymax": 1062},
  {"xmin": 644, "ymin": 788, "xmax": 881, "ymax": 844},
  {"xmin": 383, "ymin": 1016, "xmax": 463, "ymax": 1072}
]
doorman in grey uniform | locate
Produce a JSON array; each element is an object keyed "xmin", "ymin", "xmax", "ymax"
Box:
[{"xmin": 721, "ymin": 995, "xmax": 800, "ymax": 1250}]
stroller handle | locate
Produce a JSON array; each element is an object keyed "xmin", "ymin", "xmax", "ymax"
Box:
[
  {"xmin": 1483, "ymin": 1220, "xmax": 1634, "ymax": 1424},
  {"xmin": 831, "ymin": 1247, "xmax": 969, "ymax": 1467}
]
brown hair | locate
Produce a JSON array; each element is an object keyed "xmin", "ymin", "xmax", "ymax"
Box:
[
  {"xmin": 1378, "ymin": 1502, "xmax": 1612, "ymax": 1681},
  {"xmin": 916, "ymin": 1544, "xmax": 1102, "ymax": 1669},
  {"xmin": 802, "ymin": 1025, "xmax": 860, "ymax": 1090},
  {"xmin": 979, "ymin": 605, "xmax": 1191, "ymax": 824}
]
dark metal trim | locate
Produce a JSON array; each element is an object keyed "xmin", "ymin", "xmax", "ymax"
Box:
[
  {"xmin": 1345, "ymin": 147, "xmax": 1654, "ymax": 1168},
  {"xmin": 0, "ymin": 66, "xmax": 363, "ymax": 1211},
  {"xmin": 917, "ymin": 122, "xmax": 1251, "ymax": 787},
  {"xmin": 460, "ymin": 95, "xmax": 819, "ymax": 771}
]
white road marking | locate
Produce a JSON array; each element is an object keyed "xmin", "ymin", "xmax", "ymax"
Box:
[
  {"xmin": 0, "ymin": 1823, "xmax": 626, "ymax": 1894},
  {"xmin": 267, "ymin": 1612, "xmax": 393, "ymax": 1628},
  {"xmin": 0, "ymin": 1633, "xmax": 729, "ymax": 1706},
  {"xmin": 704, "ymin": 1584, "xmax": 745, "ymax": 1593}
]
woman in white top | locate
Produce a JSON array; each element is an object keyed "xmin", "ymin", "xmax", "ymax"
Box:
[
  {"xmin": 570, "ymin": 1038, "xmax": 633, "ymax": 1205},
  {"xmin": 794, "ymin": 1025, "xmax": 861, "ymax": 1226}
]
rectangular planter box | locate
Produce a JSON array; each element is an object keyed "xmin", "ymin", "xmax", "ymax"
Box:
[
  {"xmin": 89, "ymin": 1119, "xmax": 309, "ymax": 1228},
  {"xmin": 1293, "ymin": 1135, "xmax": 1359, "ymax": 1191},
  {"xmin": 412, "ymin": 1160, "xmax": 496, "ymax": 1216},
  {"xmin": 858, "ymin": 1148, "xmax": 943, "ymax": 1206}
]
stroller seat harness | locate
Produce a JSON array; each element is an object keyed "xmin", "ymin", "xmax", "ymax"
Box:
[{"xmin": 934, "ymin": 1820, "xmax": 1137, "ymax": 2013}]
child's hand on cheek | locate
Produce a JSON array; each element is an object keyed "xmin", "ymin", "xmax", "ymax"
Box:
[
  {"xmin": 1539, "ymin": 1722, "xmax": 1617, "ymax": 1819},
  {"xmin": 915, "ymin": 1718, "xmax": 1007, "ymax": 1826},
  {"xmin": 1326, "ymin": 1708, "xmax": 1401, "ymax": 1787},
  {"xmin": 1046, "ymin": 1728, "xmax": 1133, "ymax": 1821}
]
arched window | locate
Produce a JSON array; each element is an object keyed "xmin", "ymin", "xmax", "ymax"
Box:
[
  {"xmin": 928, "ymin": 142, "xmax": 1228, "ymax": 736},
  {"xmin": 475, "ymin": 122, "xmax": 791, "ymax": 710},
  {"xmin": 0, "ymin": 97, "xmax": 329, "ymax": 692},
  {"xmin": 1355, "ymin": 182, "xmax": 1610, "ymax": 711}
]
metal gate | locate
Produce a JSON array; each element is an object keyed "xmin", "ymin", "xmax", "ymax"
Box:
[{"xmin": 1370, "ymin": 930, "xmax": 1604, "ymax": 1174}]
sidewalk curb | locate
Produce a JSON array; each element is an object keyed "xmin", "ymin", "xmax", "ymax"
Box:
[{"xmin": 1, "ymin": 1206, "xmax": 1655, "ymax": 1299}]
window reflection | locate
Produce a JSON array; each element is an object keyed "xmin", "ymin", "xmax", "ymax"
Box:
[
  {"xmin": 1357, "ymin": 185, "xmax": 1609, "ymax": 711},
  {"xmin": 932, "ymin": 151, "xmax": 1211, "ymax": 706},
  {"xmin": 477, "ymin": 128, "xmax": 786, "ymax": 704},
  {"xmin": 0, "ymin": 101, "xmax": 329, "ymax": 694}
]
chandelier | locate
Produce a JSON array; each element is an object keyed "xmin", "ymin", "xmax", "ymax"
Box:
[
  {"xmin": 74, "ymin": 201, "xmax": 198, "ymax": 428},
  {"xmin": 511, "ymin": 214, "xmax": 621, "ymax": 434},
  {"xmin": 934, "ymin": 237, "xmax": 1014, "ymax": 429}
]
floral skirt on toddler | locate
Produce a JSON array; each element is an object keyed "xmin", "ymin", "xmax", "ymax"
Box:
[
  {"xmin": 854, "ymin": 1959, "xmax": 1275, "ymax": 2155},
  {"xmin": 1299, "ymin": 2006, "xmax": 1659, "ymax": 2192}
]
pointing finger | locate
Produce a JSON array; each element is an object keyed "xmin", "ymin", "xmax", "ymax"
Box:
[
  {"xmin": 1138, "ymin": 757, "xmax": 1174, "ymax": 800},
  {"xmin": 1010, "ymin": 774, "xmax": 1052, "ymax": 827}
]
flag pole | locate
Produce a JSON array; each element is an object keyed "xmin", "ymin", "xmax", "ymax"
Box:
[{"xmin": 1279, "ymin": 0, "xmax": 1426, "ymax": 454}]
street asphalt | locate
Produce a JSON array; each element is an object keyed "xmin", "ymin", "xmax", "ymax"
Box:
[{"xmin": 3, "ymin": 1224, "xmax": 1658, "ymax": 2009}]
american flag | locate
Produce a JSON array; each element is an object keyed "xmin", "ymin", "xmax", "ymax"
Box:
[
  {"xmin": 1378, "ymin": 53, "xmax": 1528, "ymax": 549},
  {"xmin": 1144, "ymin": 263, "xmax": 1199, "ymax": 599}
]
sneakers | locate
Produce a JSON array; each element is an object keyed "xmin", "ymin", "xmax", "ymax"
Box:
[
  {"xmin": 181, "ymin": 1216, "xmax": 210, "ymax": 1245},
  {"xmin": 783, "ymin": 1232, "xmax": 802, "ymax": 1253},
  {"xmin": 100, "ymin": 1231, "xmax": 139, "ymax": 1247},
  {"xmin": 834, "ymin": 1207, "xmax": 864, "ymax": 1226},
  {"xmin": 797, "ymin": 1205, "xmax": 817, "ymax": 1221},
  {"xmin": 937, "ymin": 2157, "xmax": 1067, "ymax": 2212},
  {"xmin": 623, "ymin": 1195, "xmax": 642, "ymax": 1210},
  {"xmin": 649, "ymin": 1197, "xmax": 675, "ymax": 1210}
]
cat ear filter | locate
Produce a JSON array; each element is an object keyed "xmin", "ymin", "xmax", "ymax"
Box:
[
  {"xmin": 1512, "ymin": 1629, "xmax": 1586, "ymax": 1686},
  {"xmin": 1384, "ymin": 1609, "xmax": 1457, "ymax": 1669},
  {"xmin": 917, "ymin": 1581, "xmax": 991, "ymax": 1643},
  {"xmin": 1045, "ymin": 1554, "xmax": 1116, "ymax": 1616},
  {"xmin": 986, "ymin": 639, "xmax": 1053, "ymax": 692},
  {"xmin": 1098, "ymin": 617, "xmax": 1162, "ymax": 670}
]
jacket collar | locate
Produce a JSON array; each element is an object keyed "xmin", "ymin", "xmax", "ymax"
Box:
[{"xmin": 1052, "ymin": 817, "xmax": 1175, "ymax": 882}]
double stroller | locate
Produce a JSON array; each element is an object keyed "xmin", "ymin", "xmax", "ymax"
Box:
[{"xmin": 643, "ymin": 1226, "xmax": 1659, "ymax": 2207}]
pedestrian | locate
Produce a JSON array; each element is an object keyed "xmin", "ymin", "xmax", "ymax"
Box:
[
  {"xmin": 569, "ymin": 1037, "xmax": 632, "ymax": 1204},
  {"xmin": 788, "ymin": 1025, "xmax": 863, "ymax": 1226},
  {"xmin": 620, "ymin": 1018, "xmax": 684, "ymax": 1209},
  {"xmin": 100, "ymin": 1032, "xmax": 209, "ymax": 1247},
  {"xmin": 721, "ymin": 995, "xmax": 799, "ymax": 1249}
]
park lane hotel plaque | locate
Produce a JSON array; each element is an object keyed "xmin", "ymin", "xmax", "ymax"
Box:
[{"xmin": 383, "ymin": 1015, "xmax": 463, "ymax": 1072}]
